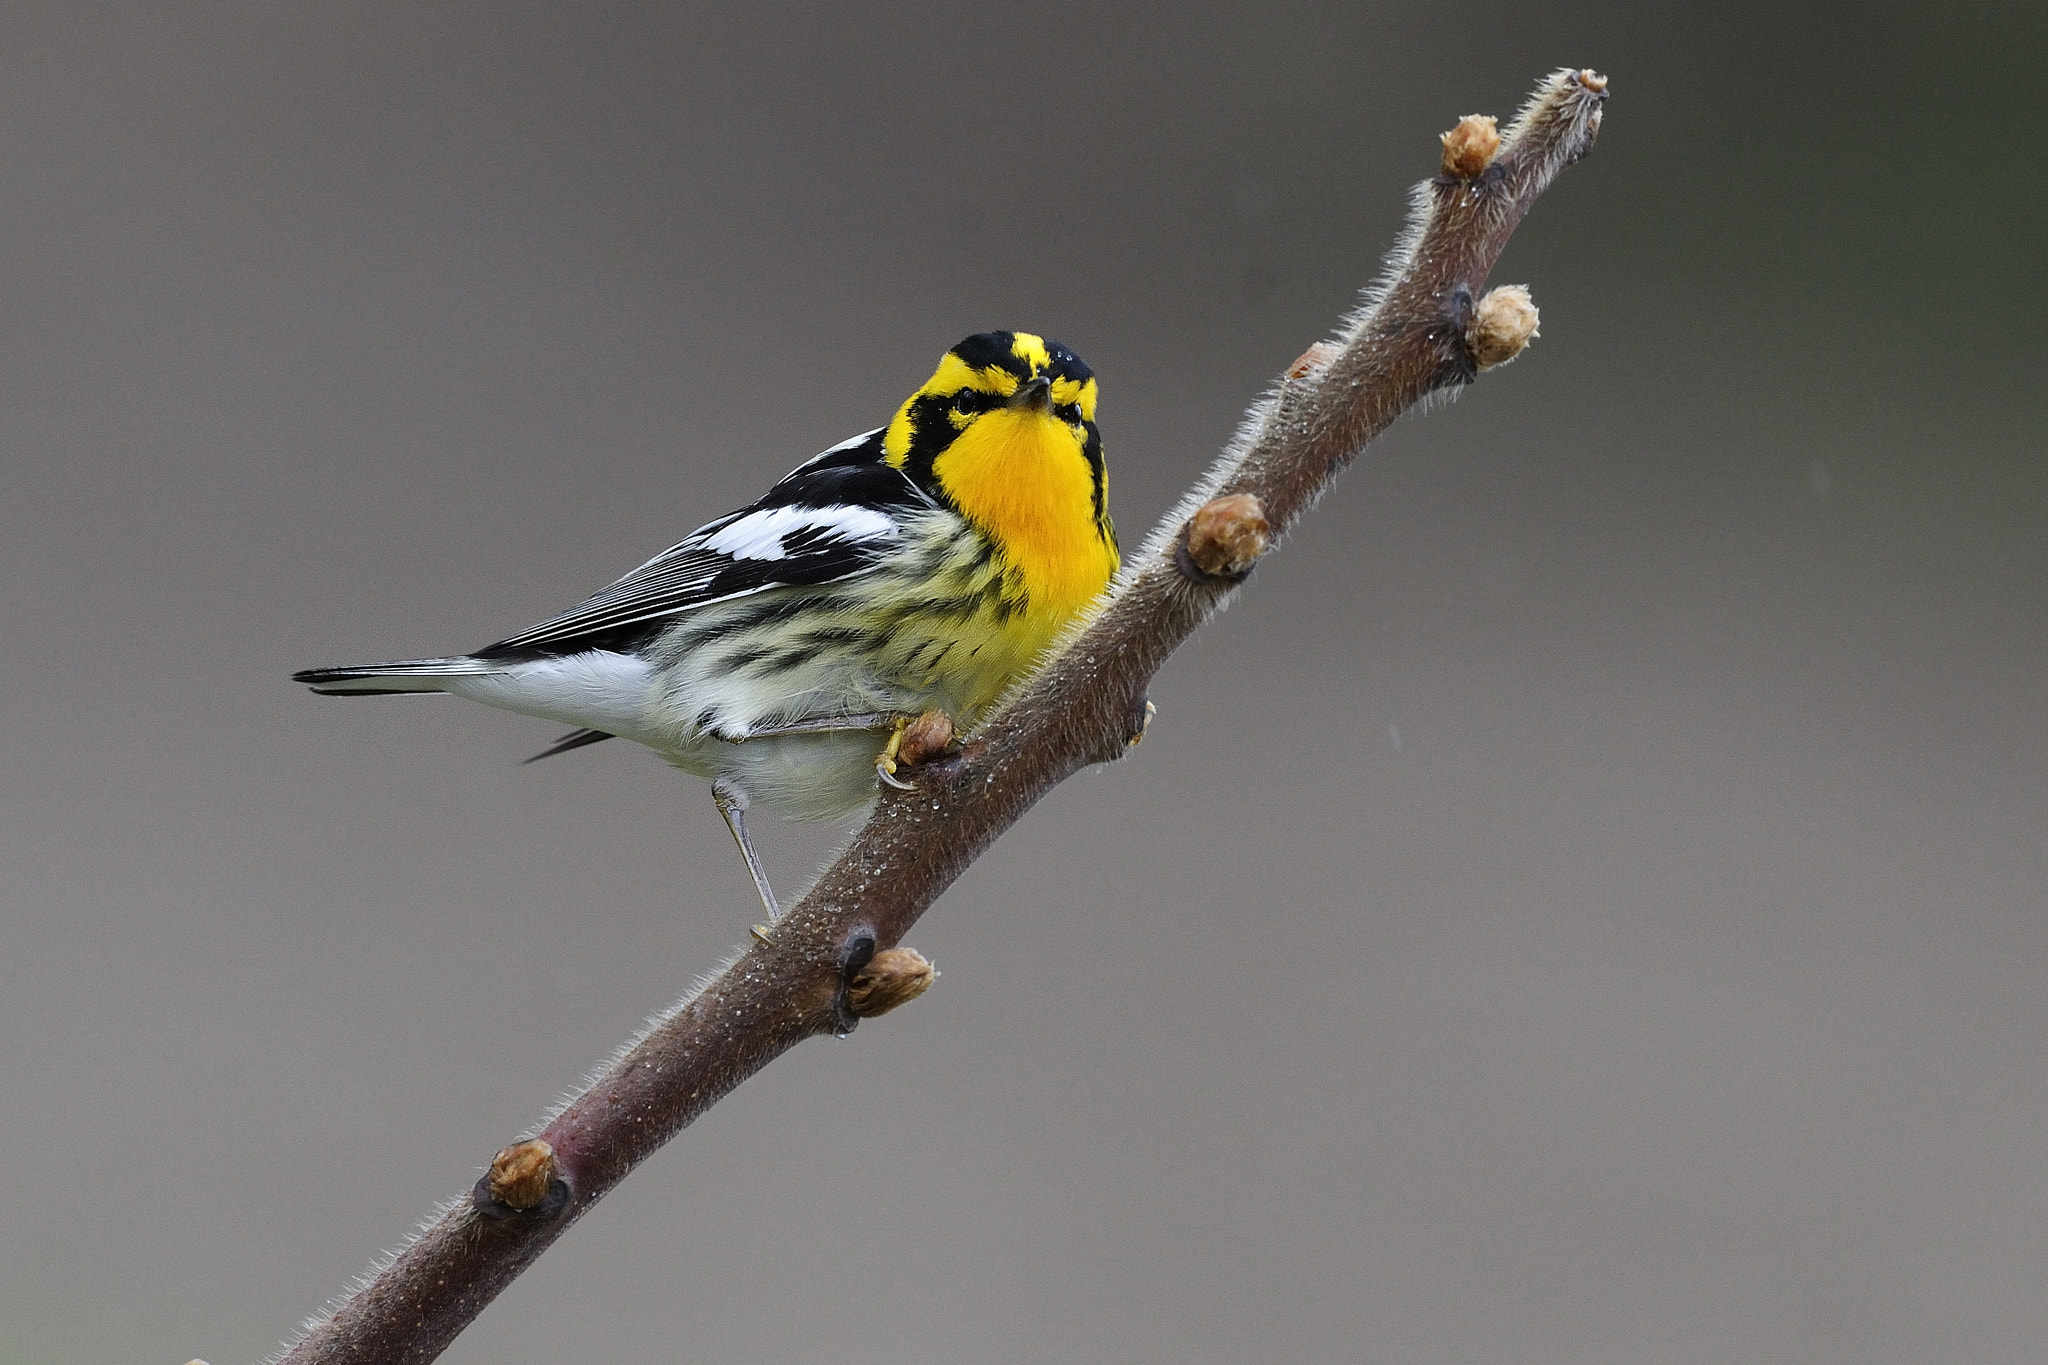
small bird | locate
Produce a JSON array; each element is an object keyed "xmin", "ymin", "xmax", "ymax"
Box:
[{"xmin": 295, "ymin": 331, "xmax": 1118, "ymax": 932}]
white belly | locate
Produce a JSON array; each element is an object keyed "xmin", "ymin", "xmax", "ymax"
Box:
[{"xmin": 440, "ymin": 648, "xmax": 900, "ymax": 821}]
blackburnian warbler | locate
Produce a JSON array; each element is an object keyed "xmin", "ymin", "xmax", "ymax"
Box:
[{"xmin": 295, "ymin": 331, "xmax": 1118, "ymax": 929}]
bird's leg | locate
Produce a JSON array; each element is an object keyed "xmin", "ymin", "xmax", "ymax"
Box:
[
  {"xmin": 711, "ymin": 777, "xmax": 781, "ymax": 945},
  {"xmin": 875, "ymin": 718, "xmax": 915, "ymax": 790}
]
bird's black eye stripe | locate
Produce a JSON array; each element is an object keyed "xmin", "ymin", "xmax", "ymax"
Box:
[{"xmin": 1052, "ymin": 401, "xmax": 1083, "ymax": 424}]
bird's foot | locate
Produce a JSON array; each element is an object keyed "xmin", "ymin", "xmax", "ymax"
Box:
[{"xmin": 876, "ymin": 710, "xmax": 957, "ymax": 791}]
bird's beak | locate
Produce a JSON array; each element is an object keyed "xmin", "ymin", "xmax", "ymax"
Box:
[{"xmin": 1005, "ymin": 375, "xmax": 1053, "ymax": 411}]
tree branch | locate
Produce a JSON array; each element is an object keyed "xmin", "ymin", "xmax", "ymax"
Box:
[{"xmin": 269, "ymin": 67, "xmax": 1608, "ymax": 1365}]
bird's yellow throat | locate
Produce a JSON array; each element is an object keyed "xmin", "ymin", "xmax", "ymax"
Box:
[{"xmin": 928, "ymin": 407, "xmax": 1116, "ymax": 624}]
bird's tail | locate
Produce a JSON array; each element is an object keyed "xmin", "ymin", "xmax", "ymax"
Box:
[{"xmin": 291, "ymin": 657, "xmax": 505, "ymax": 696}]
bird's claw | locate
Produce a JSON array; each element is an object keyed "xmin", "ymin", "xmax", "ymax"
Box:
[{"xmin": 875, "ymin": 709, "xmax": 956, "ymax": 792}]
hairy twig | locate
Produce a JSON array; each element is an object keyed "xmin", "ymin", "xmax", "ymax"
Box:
[{"xmin": 268, "ymin": 67, "xmax": 1607, "ymax": 1365}]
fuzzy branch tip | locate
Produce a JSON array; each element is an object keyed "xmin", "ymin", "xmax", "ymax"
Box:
[{"xmin": 1440, "ymin": 115, "xmax": 1500, "ymax": 178}]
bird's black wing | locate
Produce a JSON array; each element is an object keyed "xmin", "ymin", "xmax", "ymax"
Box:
[{"xmin": 474, "ymin": 429, "xmax": 930, "ymax": 662}]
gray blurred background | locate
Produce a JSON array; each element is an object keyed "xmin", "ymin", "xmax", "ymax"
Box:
[{"xmin": 4, "ymin": 3, "xmax": 2044, "ymax": 1362}]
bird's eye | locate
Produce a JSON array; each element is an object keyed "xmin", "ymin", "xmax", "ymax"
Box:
[{"xmin": 951, "ymin": 392, "xmax": 977, "ymax": 416}]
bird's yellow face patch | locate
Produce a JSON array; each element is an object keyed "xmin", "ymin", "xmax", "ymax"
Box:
[
  {"xmin": 881, "ymin": 330, "xmax": 1117, "ymax": 625},
  {"xmin": 884, "ymin": 332, "xmax": 1096, "ymax": 461}
]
